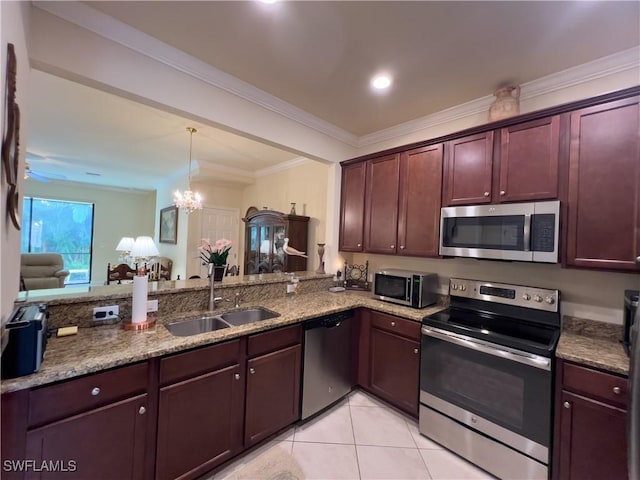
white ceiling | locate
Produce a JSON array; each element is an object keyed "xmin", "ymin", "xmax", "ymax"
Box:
[
  {"xmin": 27, "ymin": 1, "xmax": 640, "ymax": 190},
  {"xmin": 26, "ymin": 70, "xmax": 300, "ymax": 190}
]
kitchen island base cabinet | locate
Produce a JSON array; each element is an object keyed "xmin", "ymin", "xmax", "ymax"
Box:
[
  {"xmin": 366, "ymin": 312, "xmax": 421, "ymax": 417},
  {"xmin": 155, "ymin": 339, "xmax": 244, "ymax": 480},
  {"xmin": 244, "ymin": 344, "xmax": 301, "ymax": 446},
  {"xmin": 155, "ymin": 365, "xmax": 244, "ymax": 480},
  {"xmin": 244, "ymin": 325, "xmax": 302, "ymax": 447},
  {"xmin": 554, "ymin": 360, "xmax": 629, "ymax": 480},
  {"xmin": 25, "ymin": 394, "xmax": 149, "ymax": 480}
]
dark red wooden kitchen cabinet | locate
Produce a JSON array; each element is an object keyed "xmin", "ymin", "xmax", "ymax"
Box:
[
  {"xmin": 4, "ymin": 361, "xmax": 155, "ymax": 480},
  {"xmin": 553, "ymin": 360, "xmax": 629, "ymax": 480},
  {"xmin": 443, "ymin": 131, "xmax": 494, "ymax": 206},
  {"xmin": 366, "ymin": 311, "xmax": 421, "ymax": 417},
  {"xmin": 397, "ymin": 144, "xmax": 443, "ymax": 257},
  {"xmin": 499, "ymin": 115, "xmax": 560, "ymax": 202},
  {"xmin": 244, "ymin": 325, "xmax": 302, "ymax": 447},
  {"xmin": 156, "ymin": 340, "xmax": 244, "ymax": 480},
  {"xmin": 25, "ymin": 394, "xmax": 149, "ymax": 480},
  {"xmin": 364, "ymin": 153, "xmax": 400, "ymax": 254},
  {"xmin": 339, "ymin": 161, "xmax": 367, "ymax": 252},
  {"xmin": 444, "ymin": 117, "xmax": 561, "ymax": 207},
  {"xmin": 566, "ymin": 96, "xmax": 640, "ymax": 271}
]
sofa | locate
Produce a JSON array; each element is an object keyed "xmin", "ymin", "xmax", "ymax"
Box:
[{"xmin": 20, "ymin": 253, "xmax": 70, "ymax": 290}]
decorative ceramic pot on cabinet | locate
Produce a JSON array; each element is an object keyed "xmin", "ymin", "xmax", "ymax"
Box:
[{"xmin": 489, "ymin": 85, "xmax": 521, "ymax": 121}]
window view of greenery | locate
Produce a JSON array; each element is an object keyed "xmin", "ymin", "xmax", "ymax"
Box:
[{"xmin": 22, "ymin": 197, "xmax": 94, "ymax": 285}]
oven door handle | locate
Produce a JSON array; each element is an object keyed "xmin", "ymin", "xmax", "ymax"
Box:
[{"xmin": 421, "ymin": 326, "xmax": 551, "ymax": 371}]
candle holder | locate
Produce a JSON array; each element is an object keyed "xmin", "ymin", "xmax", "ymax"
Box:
[
  {"xmin": 290, "ymin": 202, "xmax": 297, "ymax": 215},
  {"xmin": 315, "ymin": 243, "xmax": 326, "ymax": 274}
]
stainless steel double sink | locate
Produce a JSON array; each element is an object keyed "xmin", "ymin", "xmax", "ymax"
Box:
[{"xmin": 165, "ymin": 307, "xmax": 280, "ymax": 337}]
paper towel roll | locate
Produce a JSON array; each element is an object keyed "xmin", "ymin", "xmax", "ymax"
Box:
[{"xmin": 132, "ymin": 275, "xmax": 148, "ymax": 323}]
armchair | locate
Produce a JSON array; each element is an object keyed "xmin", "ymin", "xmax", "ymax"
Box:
[{"xmin": 20, "ymin": 253, "xmax": 69, "ymax": 290}]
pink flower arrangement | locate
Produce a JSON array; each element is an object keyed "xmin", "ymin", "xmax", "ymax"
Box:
[{"xmin": 199, "ymin": 238, "xmax": 232, "ymax": 266}]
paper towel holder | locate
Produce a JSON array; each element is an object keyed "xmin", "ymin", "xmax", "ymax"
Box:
[{"xmin": 123, "ymin": 316, "xmax": 156, "ymax": 331}]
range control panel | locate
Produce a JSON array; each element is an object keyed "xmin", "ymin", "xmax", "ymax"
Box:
[{"xmin": 450, "ymin": 278, "xmax": 559, "ymax": 312}]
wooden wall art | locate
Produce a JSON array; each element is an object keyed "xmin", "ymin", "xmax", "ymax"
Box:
[{"xmin": 2, "ymin": 43, "xmax": 21, "ymax": 230}]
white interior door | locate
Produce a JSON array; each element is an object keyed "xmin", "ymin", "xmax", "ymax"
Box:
[{"xmin": 193, "ymin": 207, "xmax": 239, "ymax": 278}]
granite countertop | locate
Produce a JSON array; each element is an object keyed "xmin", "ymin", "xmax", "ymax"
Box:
[
  {"xmin": 1, "ymin": 290, "xmax": 445, "ymax": 394},
  {"xmin": 556, "ymin": 317, "xmax": 629, "ymax": 376}
]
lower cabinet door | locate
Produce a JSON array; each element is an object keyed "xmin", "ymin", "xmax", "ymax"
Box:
[
  {"xmin": 156, "ymin": 364, "xmax": 244, "ymax": 480},
  {"xmin": 369, "ymin": 328, "xmax": 420, "ymax": 416},
  {"xmin": 558, "ymin": 391, "xmax": 628, "ymax": 480},
  {"xmin": 245, "ymin": 344, "xmax": 301, "ymax": 446},
  {"xmin": 25, "ymin": 394, "xmax": 148, "ymax": 480}
]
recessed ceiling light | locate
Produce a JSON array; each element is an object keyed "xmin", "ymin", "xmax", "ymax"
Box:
[
  {"xmin": 371, "ymin": 74, "xmax": 392, "ymax": 91},
  {"xmin": 258, "ymin": 0, "xmax": 278, "ymax": 4}
]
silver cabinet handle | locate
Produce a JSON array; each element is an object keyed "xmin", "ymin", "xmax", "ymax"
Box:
[
  {"xmin": 138, "ymin": 406, "xmax": 146, "ymax": 415},
  {"xmin": 413, "ymin": 348, "xmax": 419, "ymax": 354},
  {"xmin": 357, "ymin": 243, "xmax": 361, "ymax": 247},
  {"xmin": 636, "ymin": 255, "xmax": 640, "ymax": 265},
  {"xmin": 234, "ymin": 373, "xmax": 240, "ymax": 380},
  {"xmin": 483, "ymin": 192, "xmax": 489, "ymax": 197},
  {"xmin": 500, "ymin": 190, "xmax": 506, "ymax": 196},
  {"xmin": 563, "ymin": 401, "xmax": 571, "ymax": 409},
  {"xmin": 390, "ymin": 245, "xmax": 395, "ymax": 249},
  {"xmin": 91, "ymin": 387, "xmax": 100, "ymax": 396},
  {"xmin": 613, "ymin": 386, "xmax": 621, "ymax": 395},
  {"xmin": 249, "ymin": 368, "xmax": 255, "ymax": 374},
  {"xmin": 400, "ymin": 245, "xmax": 405, "ymax": 250},
  {"xmin": 391, "ymin": 321, "xmax": 396, "ymax": 327}
]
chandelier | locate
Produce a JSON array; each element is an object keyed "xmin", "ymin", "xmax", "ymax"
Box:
[{"xmin": 174, "ymin": 127, "xmax": 203, "ymax": 213}]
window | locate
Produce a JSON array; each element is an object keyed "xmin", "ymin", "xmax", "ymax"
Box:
[{"xmin": 21, "ymin": 197, "xmax": 95, "ymax": 285}]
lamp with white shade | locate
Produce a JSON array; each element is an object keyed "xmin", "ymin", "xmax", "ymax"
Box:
[
  {"xmin": 115, "ymin": 236, "xmax": 135, "ymax": 264},
  {"xmin": 131, "ymin": 236, "xmax": 160, "ymax": 271}
]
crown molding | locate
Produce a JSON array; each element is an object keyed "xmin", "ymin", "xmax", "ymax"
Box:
[
  {"xmin": 358, "ymin": 46, "xmax": 640, "ymax": 148},
  {"xmin": 357, "ymin": 95, "xmax": 495, "ymax": 148},
  {"xmin": 33, "ymin": 2, "xmax": 639, "ymax": 154},
  {"xmin": 520, "ymin": 46, "xmax": 640, "ymax": 100},
  {"xmin": 255, "ymin": 157, "xmax": 311, "ymax": 177},
  {"xmin": 33, "ymin": 1, "xmax": 360, "ymax": 148}
]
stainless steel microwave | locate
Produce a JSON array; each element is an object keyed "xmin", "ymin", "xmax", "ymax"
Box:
[
  {"xmin": 373, "ymin": 270, "xmax": 438, "ymax": 308},
  {"xmin": 439, "ymin": 200, "xmax": 560, "ymax": 263}
]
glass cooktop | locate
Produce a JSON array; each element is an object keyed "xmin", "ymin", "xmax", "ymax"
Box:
[{"xmin": 423, "ymin": 306, "xmax": 561, "ymax": 357}]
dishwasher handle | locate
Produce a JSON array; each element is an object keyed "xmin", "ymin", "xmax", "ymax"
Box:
[{"xmin": 304, "ymin": 311, "xmax": 353, "ymax": 330}]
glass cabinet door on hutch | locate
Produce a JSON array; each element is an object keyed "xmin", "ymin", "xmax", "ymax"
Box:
[{"xmin": 243, "ymin": 210, "xmax": 309, "ymax": 275}]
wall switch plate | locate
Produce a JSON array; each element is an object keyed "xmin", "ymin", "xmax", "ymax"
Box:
[
  {"xmin": 93, "ymin": 305, "xmax": 119, "ymax": 321},
  {"xmin": 147, "ymin": 299, "xmax": 158, "ymax": 313}
]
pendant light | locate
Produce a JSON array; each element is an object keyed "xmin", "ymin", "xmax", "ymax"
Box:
[{"xmin": 173, "ymin": 127, "xmax": 203, "ymax": 213}]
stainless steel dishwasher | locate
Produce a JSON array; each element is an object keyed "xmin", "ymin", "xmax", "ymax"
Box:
[{"xmin": 301, "ymin": 310, "xmax": 354, "ymax": 420}]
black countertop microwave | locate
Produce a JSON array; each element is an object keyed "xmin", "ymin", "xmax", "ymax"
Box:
[{"xmin": 439, "ymin": 200, "xmax": 560, "ymax": 263}]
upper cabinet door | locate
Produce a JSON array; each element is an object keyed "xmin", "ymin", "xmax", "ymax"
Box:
[
  {"xmin": 339, "ymin": 162, "xmax": 367, "ymax": 252},
  {"xmin": 499, "ymin": 116, "xmax": 560, "ymax": 203},
  {"xmin": 443, "ymin": 131, "xmax": 494, "ymax": 206},
  {"xmin": 397, "ymin": 144, "xmax": 443, "ymax": 257},
  {"xmin": 566, "ymin": 97, "xmax": 640, "ymax": 271},
  {"xmin": 364, "ymin": 154, "xmax": 400, "ymax": 254}
]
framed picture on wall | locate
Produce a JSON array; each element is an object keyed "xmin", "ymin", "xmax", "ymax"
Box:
[{"xmin": 159, "ymin": 206, "xmax": 178, "ymax": 244}]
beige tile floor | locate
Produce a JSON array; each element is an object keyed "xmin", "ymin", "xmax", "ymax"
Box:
[{"xmin": 208, "ymin": 389, "xmax": 496, "ymax": 480}]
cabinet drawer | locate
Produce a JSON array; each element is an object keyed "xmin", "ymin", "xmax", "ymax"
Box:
[
  {"xmin": 247, "ymin": 324, "xmax": 302, "ymax": 358},
  {"xmin": 29, "ymin": 362, "xmax": 148, "ymax": 428},
  {"xmin": 370, "ymin": 312, "xmax": 420, "ymax": 341},
  {"xmin": 562, "ymin": 361, "xmax": 628, "ymax": 408},
  {"xmin": 160, "ymin": 338, "xmax": 242, "ymax": 386}
]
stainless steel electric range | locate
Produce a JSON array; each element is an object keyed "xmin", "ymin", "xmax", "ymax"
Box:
[{"xmin": 419, "ymin": 278, "xmax": 561, "ymax": 480}]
